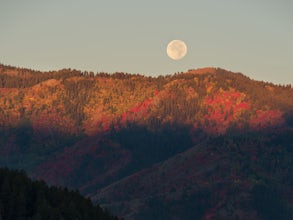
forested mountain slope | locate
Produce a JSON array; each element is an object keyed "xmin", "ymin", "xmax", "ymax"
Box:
[{"xmin": 0, "ymin": 64, "xmax": 292, "ymax": 219}]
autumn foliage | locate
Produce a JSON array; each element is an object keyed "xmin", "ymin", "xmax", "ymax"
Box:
[{"xmin": 0, "ymin": 64, "xmax": 293, "ymax": 219}]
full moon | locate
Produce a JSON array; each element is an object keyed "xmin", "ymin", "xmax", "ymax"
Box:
[{"xmin": 166, "ymin": 40, "xmax": 187, "ymax": 60}]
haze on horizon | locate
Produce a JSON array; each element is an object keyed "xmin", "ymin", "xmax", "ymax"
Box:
[{"xmin": 0, "ymin": 0, "xmax": 292, "ymax": 85}]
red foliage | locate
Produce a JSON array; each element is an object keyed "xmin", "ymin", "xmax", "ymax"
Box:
[
  {"xmin": 249, "ymin": 110, "xmax": 284, "ymax": 129},
  {"xmin": 203, "ymin": 90, "xmax": 251, "ymax": 134},
  {"xmin": 120, "ymin": 91, "xmax": 159, "ymax": 124}
]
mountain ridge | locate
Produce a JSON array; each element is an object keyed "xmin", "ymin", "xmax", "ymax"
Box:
[{"xmin": 0, "ymin": 64, "xmax": 292, "ymax": 219}]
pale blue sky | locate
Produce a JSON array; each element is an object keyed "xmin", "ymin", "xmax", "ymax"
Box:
[{"xmin": 0, "ymin": 0, "xmax": 292, "ymax": 84}]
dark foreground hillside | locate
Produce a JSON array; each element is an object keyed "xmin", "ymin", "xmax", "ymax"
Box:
[{"xmin": 0, "ymin": 168, "xmax": 121, "ymax": 220}]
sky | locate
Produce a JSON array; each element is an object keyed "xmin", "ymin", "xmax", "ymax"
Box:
[{"xmin": 0, "ymin": 0, "xmax": 292, "ymax": 85}]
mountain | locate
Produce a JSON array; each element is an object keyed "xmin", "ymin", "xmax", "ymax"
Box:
[
  {"xmin": 0, "ymin": 64, "xmax": 292, "ymax": 219},
  {"xmin": 0, "ymin": 167, "xmax": 121, "ymax": 220}
]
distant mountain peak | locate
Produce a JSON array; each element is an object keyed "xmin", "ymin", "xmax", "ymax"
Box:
[{"xmin": 187, "ymin": 67, "xmax": 217, "ymax": 75}]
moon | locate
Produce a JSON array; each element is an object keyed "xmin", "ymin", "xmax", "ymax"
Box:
[{"xmin": 167, "ymin": 40, "xmax": 187, "ymax": 60}]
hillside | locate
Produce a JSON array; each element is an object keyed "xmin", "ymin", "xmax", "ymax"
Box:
[
  {"xmin": 92, "ymin": 130, "xmax": 293, "ymax": 219},
  {"xmin": 0, "ymin": 167, "xmax": 121, "ymax": 220},
  {"xmin": 0, "ymin": 64, "xmax": 292, "ymax": 219}
]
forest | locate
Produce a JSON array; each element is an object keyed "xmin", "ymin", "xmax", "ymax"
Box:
[
  {"xmin": 0, "ymin": 168, "xmax": 121, "ymax": 220},
  {"xmin": 0, "ymin": 64, "xmax": 292, "ymax": 219}
]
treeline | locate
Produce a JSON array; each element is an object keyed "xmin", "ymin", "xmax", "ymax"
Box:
[
  {"xmin": 1, "ymin": 63, "xmax": 293, "ymax": 133},
  {"xmin": 0, "ymin": 64, "xmax": 147, "ymax": 88},
  {"xmin": 0, "ymin": 168, "xmax": 122, "ymax": 220},
  {"xmin": 0, "ymin": 65, "xmax": 82, "ymax": 88},
  {"xmin": 214, "ymin": 68, "xmax": 293, "ymax": 111},
  {"xmin": 1, "ymin": 64, "xmax": 292, "ymax": 131}
]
